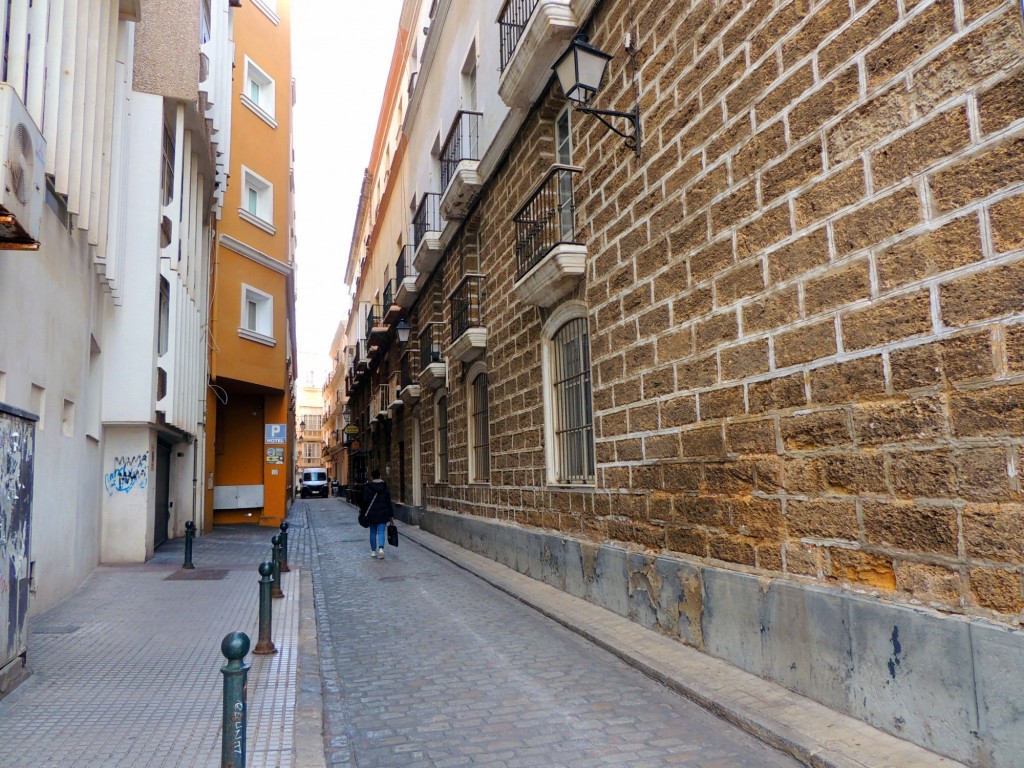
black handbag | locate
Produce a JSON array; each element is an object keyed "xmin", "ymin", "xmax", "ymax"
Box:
[
  {"xmin": 387, "ymin": 521, "xmax": 398, "ymax": 547},
  {"xmin": 358, "ymin": 493, "xmax": 376, "ymax": 528}
]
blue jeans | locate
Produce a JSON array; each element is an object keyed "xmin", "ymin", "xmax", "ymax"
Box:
[{"xmin": 370, "ymin": 523, "xmax": 387, "ymax": 551}]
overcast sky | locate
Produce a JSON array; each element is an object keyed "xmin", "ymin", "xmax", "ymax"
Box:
[{"xmin": 292, "ymin": 0, "xmax": 403, "ymax": 388}]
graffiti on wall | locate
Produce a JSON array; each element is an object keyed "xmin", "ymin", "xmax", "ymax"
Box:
[
  {"xmin": 104, "ymin": 453, "xmax": 149, "ymax": 496},
  {"xmin": 1, "ymin": 409, "xmax": 34, "ymax": 666}
]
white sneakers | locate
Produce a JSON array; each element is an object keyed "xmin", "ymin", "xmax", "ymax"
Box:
[
  {"xmin": 370, "ymin": 551, "xmax": 378, "ymax": 558},
  {"xmin": 377, "ymin": 547, "xmax": 385, "ymax": 560}
]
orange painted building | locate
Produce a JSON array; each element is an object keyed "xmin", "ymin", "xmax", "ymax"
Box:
[{"xmin": 206, "ymin": 0, "xmax": 297, "ymax": 529}]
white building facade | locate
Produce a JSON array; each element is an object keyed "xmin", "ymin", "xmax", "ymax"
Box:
[{"xmin": 0, "ymin": 0, "xmax": 234, "ymax": 636}]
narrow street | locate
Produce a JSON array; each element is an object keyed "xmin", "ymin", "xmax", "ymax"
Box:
[{"xmin": 299, "ymin": 498, "xmax": 801, "ymax": 768}]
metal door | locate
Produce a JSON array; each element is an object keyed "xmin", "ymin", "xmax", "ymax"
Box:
[
  {"xmin": 0, "ymin": 404, "xmax": 36, "ymax": 690},
  {"xmin": 154, "ymin": 442, "xmax": 170, "ymax": 548}
]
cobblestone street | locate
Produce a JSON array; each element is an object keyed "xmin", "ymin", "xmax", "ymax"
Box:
[{"xmin": 302, "ymin": 499, "xmax": 800, "ymax": 768}]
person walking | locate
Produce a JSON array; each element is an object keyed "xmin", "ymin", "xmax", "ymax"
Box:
[{"xmin": 361, "ymin": 468, "xmax": 394, "ymax": 559}]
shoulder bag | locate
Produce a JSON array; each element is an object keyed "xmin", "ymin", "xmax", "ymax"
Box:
[{"xmin": 387, "ymin": 520, "xmax": 399, "ymax": 547}]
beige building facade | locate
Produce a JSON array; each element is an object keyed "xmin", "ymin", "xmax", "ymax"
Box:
[{"xmin": 342, "ymin": 1, "xmax": 1024, "ymax": 763}]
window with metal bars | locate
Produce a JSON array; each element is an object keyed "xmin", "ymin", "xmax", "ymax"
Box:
[
  {"xmin": 470, "ymin": 372, "xmax": 490, "ymax": 482},
  {"xmin": 436, "ymin": 395, "xmax": 449, "ymax": 483},
  {"xmin": 550, "ymin": 317, "xmax": 594, "ymax": 484}
]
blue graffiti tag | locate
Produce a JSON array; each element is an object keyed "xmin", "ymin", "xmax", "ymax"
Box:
[{"xmin": 104, "ymin": 453, "xmax": 149, "ymax": 496}]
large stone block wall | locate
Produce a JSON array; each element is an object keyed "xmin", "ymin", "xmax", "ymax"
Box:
[
  {"xmin": 574, "ymin": 0, "xmax": 1024, "ymax": 622},
  {"xmin": 396, "ymin": 0, "xmax": 1024, "ymax": 628},
  {"xmin": 372, "ymin": 0, "xmax": 1024, "ymax": 762}
]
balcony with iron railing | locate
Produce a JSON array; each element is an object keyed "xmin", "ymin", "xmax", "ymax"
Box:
[
  {"xmin": 399, "ymin": 351, "xmax": 421, "ymax": 404},
  {"xmin": 418, "ymin": 322, "xmax": 447, "ymax": 390},
  {"xmin": 382, "ymin": 279, "xmax": 401, "ymax": 324},
  {"xmin": 367, "ymin": 304, "xmax": 387, "ymax": 344},
  {"xmin": 512, "ymin": 164, "xmax": 587, "ymax": 307},
  {"xmin": 388, "ymin": 372, "xmax": 403, "ymax": 412},
  {"xmin": 395, "ymin": 244, "xmax": 420, "ymax": 308},
  {"xmin": 439, "ymin": 111, "xmax": 483, "ymax": 220},
  {"xmin": 412, "ymin": 192, "xmax": 443, "ymax": 276},
  {"xmin": 449, "ymin": 274, "xmax": 487, "ymax": 363},
  {"xmin": 497, "ymin": 0, "xmax": 578, "ymax": 109}
]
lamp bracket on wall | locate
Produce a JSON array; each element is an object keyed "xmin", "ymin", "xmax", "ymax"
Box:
[{"xmin": 573, "ymin": 104, "xmax": 641, "ymax": 156}]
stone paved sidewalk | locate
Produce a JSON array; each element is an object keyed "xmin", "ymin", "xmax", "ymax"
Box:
[{"xmin": 0, "ymin": 519, "xmax": 320, "ymax": 768}]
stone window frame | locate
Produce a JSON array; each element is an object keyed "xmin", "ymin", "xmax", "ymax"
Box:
[
  {"xmin": 239, "ymin": 283, "xmax": 275, "ymax": 346},
  {"xmin": 242, "ymin": 56, "xmax": 277, "ymax": 128},
  {"xmin": 541, "ymin": 300, "xmax": 595, "ymax": 486}
]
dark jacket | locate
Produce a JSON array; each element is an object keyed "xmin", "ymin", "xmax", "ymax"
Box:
[{"xmin": 361, "ymin": 479, "xmax": 393, "ymax": 525}]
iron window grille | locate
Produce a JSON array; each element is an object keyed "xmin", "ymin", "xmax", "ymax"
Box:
[
  {"xmin": 383, "ymin": 279, "xmax": 395, "ymax": 309},
  {"xmin": 471, "ymin": 372, "xmax": 490, "ymax": 482},
  {"xmin": 514, "ymin": 164, "xmax": 581, "ymax": 279},
  {"xmin": 551, "ymin": 316, "xmax": 595, "ymax": 484},
  {"xmin": 412, "ymin": 193, "xmax": 441, "ymax": 248},
  {"xmin": 440, "ymin": 110, "xmax": 482, "ymax": 193},
  {"xmin": 419, "ymin": 323, "xmax": 446, "ymax": 371},
  {"xmin": 498, "ymin": 0, "xmax": 539, "ymax": 71},
  {"xmin": 436, "ymin": 395, "xmax": 449, "ymax": 483},
  {"xmin": 450, "ymin": 274, "xmax": 485, "ymax": 343}
]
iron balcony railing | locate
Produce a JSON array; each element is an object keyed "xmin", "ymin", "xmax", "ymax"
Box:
[
  {"xmin": 400, "ymin": 352, "xmax": 417, "ymax": 388},
  {"xmin": 498, "ymin": 0, "xmax": 539, "ymax": 71},
  {"xmin": 412, "ymin": 193, "xmax": 441, "ymax": 247},
  {"xmin": 366, "ymin": 305, "xmax": 386, "ymax": 336},
  {"xmin": 396, "ymin": 244, "xmax": 415, "ymax": 283},
  {"xmin": 419, "ymin": 323, "xmax": 445, "ymax": 371},
  {"xmin": 440, "ymin": 110, "xmax": 482, "ymax": 192},
  {"xmin": 383, "ymin": 279, "xmax": 395, "ymax": 309},
  {"xmin": 451, "ymin": 274, "xmax": 485, "ymax": 342},
  {"xmin": 514, "ymin": 164, "xmax": 582, "ymax": 279}
]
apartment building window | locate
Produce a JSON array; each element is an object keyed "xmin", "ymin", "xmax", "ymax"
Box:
[
  {"xmin": 161, "ymin": 124, "xmax": 175, "ymax": 205},
  {"xmin": 240, "ymin": 166, "xmax": 275, "ymax": 233},
  {"xmin": 555, "ymin": 107, "xmax": 573, "ymax": 239},
  {"xmin": 304, "ymin": 414, "xmax": 322, "ymax": 431},
  {"xmin": 435, "ymin": 392, "xmax": 449, "ymax": 484},
  {"xmin": 157, "ymin": 277, "xmax": 170, "ymax": 356},
  {"xmin": 239, "ymin": 284, "xmax": 275, "ymax": 345},
  {"xmin": 303, "ymin": 442, "xmax": 319, "ymax": 460},
  {"xmin": 243, "ymin": 57, "xmax": 277, "ymax": 126},
  {"xmin": 543, "ymin": 304, "xmax": 594, "ymax": 484},
  {"xmin": 468, "ymin": 363, "xmax": 489, "ymax": 483}
]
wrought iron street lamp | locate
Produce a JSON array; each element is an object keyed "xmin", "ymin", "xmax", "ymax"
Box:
[
  {"xmin": 553, "ymin": 35, "xmax": 641, "ymax": 157},
  {"xmin": 396, "ymin": 319, "xmax": 411, "ymax": 344}
]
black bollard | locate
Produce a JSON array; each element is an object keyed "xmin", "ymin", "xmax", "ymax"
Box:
[
  {"xmin": 271, "ymin": 534, "xmax": 284, "ymax": 599},
  {"xmin": 279, "ymin": 522, "xmax": 290, "ymax": 572},
  {"xmin": 253, "ymin": 562, "xmax": 277, "ymax": 655},
  {"xmin": 220, "ymin": 631, "xmax": 250, "ymax": 768},
  {"xmin": 183, "ymin": 520, "xmax": 196, "ymax": 570}
]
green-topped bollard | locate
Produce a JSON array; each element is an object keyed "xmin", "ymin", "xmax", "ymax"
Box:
[
  {"xmin": 253, "ymin": 562, "xmax": 276, "ymax": 655},
  {"xmin": 183, "ymin": 520, "xmax": 196, "ymax": 570},
  {"xmin": 279, "ymin": 522, "xmax": 290, "ymax": 572},
  {"xmin": 220, "ymin": 631, "xmax": 250, "ymax": 768},
  {"xmin": 271, "ymin": 534, "xmax": 284, "ymax": 599}
]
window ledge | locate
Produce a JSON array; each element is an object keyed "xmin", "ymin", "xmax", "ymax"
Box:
[
  {"xmin": 238, "ymin": 328, "xmax": 277, "ymax": 347},
  {"xmin": 238, "ymin": 208, "xmax": 277, "ymax": 235},
  {"xmin": 241, "ymin": 94, "xmax": 278, "ymax": 129}
]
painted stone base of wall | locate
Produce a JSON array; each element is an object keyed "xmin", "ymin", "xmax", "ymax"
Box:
[{"xmin": 400, "ymin": 506, "xmax": 1023, "ymax": 768}]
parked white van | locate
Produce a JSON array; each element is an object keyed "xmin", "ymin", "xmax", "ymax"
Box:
[{"xmin": 299, "ymin": 468, "xmax": 329, "ymax": 498}]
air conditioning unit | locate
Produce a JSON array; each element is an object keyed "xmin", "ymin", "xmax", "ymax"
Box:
[{"xmin": 0, "ymin": 84, "xmax": 45, "ymax": 249}]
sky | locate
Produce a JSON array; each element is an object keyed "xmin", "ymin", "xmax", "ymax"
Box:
[{"xmin": 291, "ymin": 0, "xmax": 404, "ymax": 387}]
